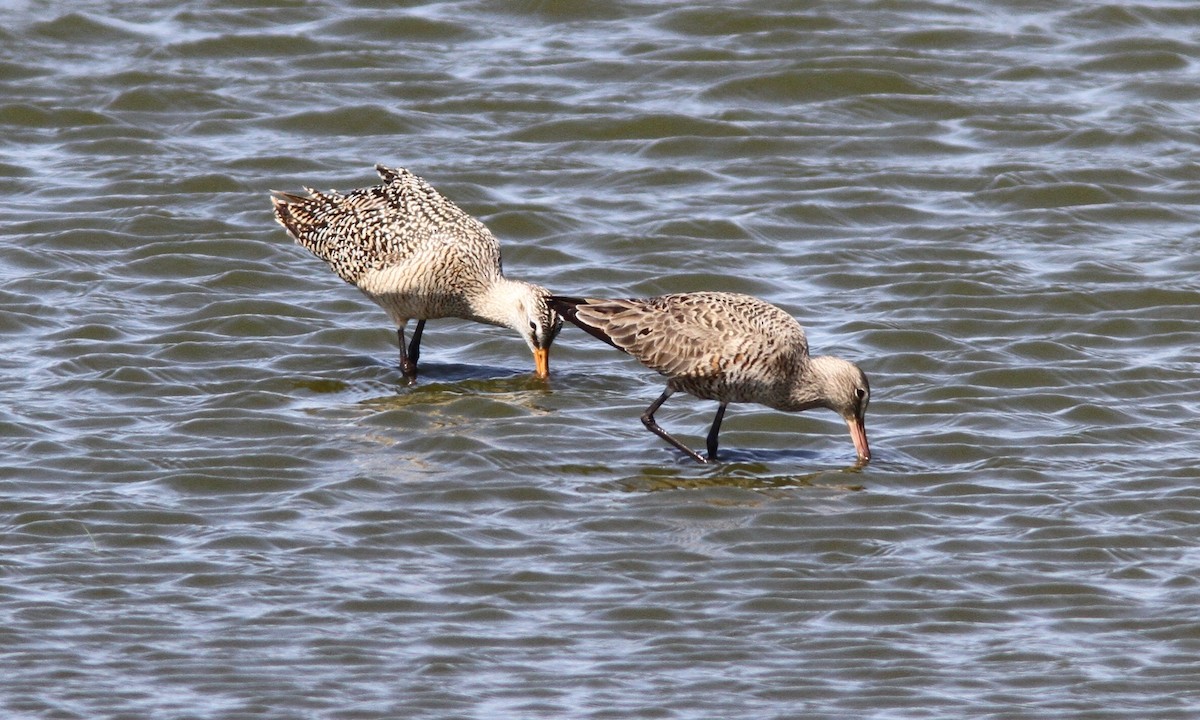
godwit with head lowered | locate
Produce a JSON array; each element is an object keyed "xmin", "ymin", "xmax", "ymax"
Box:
[
  {"xmin": 550, "ymin": 292, "xmax": 870, "ymax": 464},
  {"xmin": 272, "ymin": 165, "xmax": 562, "ymax": 382}
]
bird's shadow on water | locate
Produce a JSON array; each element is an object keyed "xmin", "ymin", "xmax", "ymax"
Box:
[
  {"xmin": 321, "ymin": 360, "xmax": 553, "ymax": 416},
  {"xmin": 714, "ymin": 446, "xmax": 831, "ymax": 466},
  {"xmin": 399, "ymin": 362, "xmax": 549, "ymax": 392},
  {"xmin": 348, "ymin": 358, "xmax": 547, "ymax": 394},
  {"xmin": 602, "ymin": 447, "xmax": 870, "ymax": 494}
]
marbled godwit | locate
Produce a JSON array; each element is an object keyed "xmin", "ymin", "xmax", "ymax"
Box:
[
  {"xmin": 272, "ymin": 165, "xmax": 561, "ymax": 382},
  {"xmin": 550, "ymin": 292, "xmax": 870, "ymax": 464}
]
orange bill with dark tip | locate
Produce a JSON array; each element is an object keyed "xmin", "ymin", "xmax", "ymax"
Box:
[
  {"xmin": 533, "ymin": 347, "xmax": 550, "ymax": 378},
  {"xmin": 846, "ymin": 417, "xmax": 870, "ymax": 463}
]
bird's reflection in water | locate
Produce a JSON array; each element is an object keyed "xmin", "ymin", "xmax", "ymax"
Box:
[
  {"xmin": 352, "ymin": 362, "xmax": 551, "ymax": 404},
  {"xmin": 608, "ymin": 452, "xmax": 868, "ymax": 495}
]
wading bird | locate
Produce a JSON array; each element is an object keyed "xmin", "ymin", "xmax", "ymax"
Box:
[
  {"xmin": 551, "ymin": 292, "xmax": 870, "ymax": 464},
  {"xmin": 272, "ymin": 165, "xmax": 561, "ymax": 382}
]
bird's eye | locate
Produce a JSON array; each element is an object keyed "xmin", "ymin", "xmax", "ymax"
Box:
[
  {"xmin": 855, "ymin": 388, "xmax": 867, "ymax": 401},
  {"xmin": 529, "ymin": 320, "xmax": 538, "ymax": 331}
]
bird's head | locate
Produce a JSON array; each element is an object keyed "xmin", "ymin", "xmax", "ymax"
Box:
[
  {"xmin": 805, "ymin": 356, "xmax": 871, "ymax": 463},
  {"xmin": 512, "ymin": 285, "xmax": 563, "ymax": 378}
]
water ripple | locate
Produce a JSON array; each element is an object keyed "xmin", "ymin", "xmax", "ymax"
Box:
[{"xmin": 3, "ymin": 0, "xmax": 1200, "ymax": 718}]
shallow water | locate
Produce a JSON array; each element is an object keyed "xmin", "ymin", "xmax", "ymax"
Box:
[{"xmin": 3, "ymin": 1, "xmax": 1200, "ymax": 718}]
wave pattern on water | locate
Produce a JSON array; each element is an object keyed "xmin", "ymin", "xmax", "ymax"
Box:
[{"xmin": 2, "ymin": 0, "xmax": 1200, "ymax": 718}]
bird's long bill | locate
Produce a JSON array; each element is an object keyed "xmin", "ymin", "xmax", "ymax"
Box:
[
  {"xmin": 533, "ymin": 347, "xmax": 550, "ymax": 379},
  {"xmin": 846, "ymin": 417, "xmax": 871, "ymax": 463}
]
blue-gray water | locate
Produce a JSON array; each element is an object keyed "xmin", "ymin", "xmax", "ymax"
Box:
[{"xmin": 3, "ymin": 1, "xmax": 1200, "ymax": 718}]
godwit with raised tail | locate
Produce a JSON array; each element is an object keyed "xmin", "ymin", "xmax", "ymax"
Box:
[{"xmin": 272, "ymin": 165, "xmax": 561, "ymax": 382}]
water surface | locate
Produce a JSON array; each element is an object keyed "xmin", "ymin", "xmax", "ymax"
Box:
[{"xmin": 2, "ymin": 1, "xmax": 1200, "ymax": 718}]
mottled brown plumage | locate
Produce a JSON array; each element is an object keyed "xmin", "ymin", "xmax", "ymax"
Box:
[
  {"xmin": 551, "ymin": 292, "xmax": 870, "ymax": 463},
  {"xmin": 272, "ymin": 165, "xmax": 561, "ymax": 381}
]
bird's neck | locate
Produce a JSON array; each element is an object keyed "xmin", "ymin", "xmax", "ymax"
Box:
[
  {"xmin": 778, "ymin": 355, "xmax": 841, "ymax": 412},
  {"xmin": 468, "ymin": 276, "xmax": 537, "ymax": 330}
]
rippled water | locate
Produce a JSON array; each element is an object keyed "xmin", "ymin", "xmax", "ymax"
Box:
[{"xmin": 3, "ymin": 1, "xmax": 1200, "ymax": 717}]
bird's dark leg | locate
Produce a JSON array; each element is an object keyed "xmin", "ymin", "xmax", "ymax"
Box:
[
  {"xmin": 407, "ymin": 319, "xmax": 425, "ymax": 370},
  {"xmin": 705, "ymin": 403, "xmax": 728, "ymax": 462},
  {"xmin": 641, "ymin": 388, "xmax": 707, "ymax": 464},
  {"xmin": 397, "ymin": 320, "xmax": 425, "ymax": 383}
]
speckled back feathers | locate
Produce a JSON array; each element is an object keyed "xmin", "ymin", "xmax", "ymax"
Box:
[
  {"xmin": 271, "ymin": 165, "xmax": 501, "ymax": 287},
  {"xmin": 552, "ymin": 292, "xmax": 810, "ymax": 404}
]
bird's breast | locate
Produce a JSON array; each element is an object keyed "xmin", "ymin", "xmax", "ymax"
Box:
[{"xmin": 357, "ymin": 264, "xmax": 475, "ymax": 321}]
